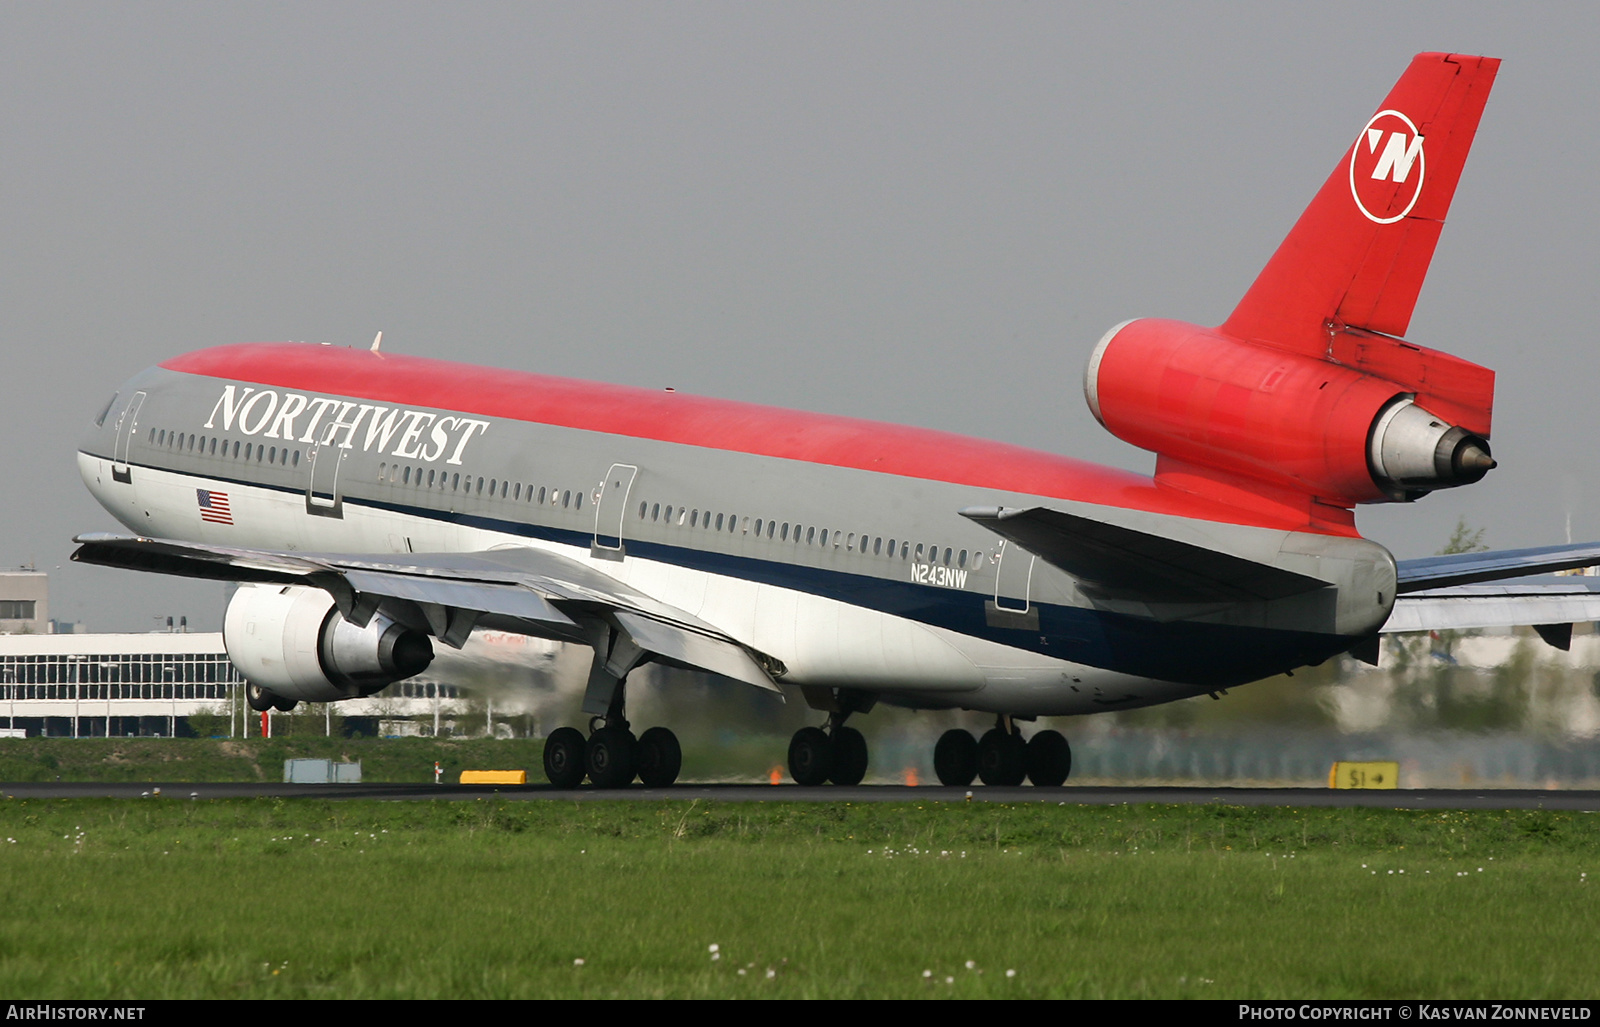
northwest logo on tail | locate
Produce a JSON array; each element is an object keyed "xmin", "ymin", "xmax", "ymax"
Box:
[{"xmin": 1349, "ymin": 109, "xmax": 1425, "ymax": 224}]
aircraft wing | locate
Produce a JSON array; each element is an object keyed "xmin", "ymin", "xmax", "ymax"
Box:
[
  {"xmin": 69, "ymin": 533, "xmax": 782, "ymax": 692},
  {"xmin": 959, "ymin": 505, "xmax": 1327, "ymax": 602},
  {"xmin": 1384, "ymin": 575, "xmax": 1600, "ymax": 648},
  {"xmin": 1395, "ymin": 542, "xmax": 1600, "ymax": 592}
]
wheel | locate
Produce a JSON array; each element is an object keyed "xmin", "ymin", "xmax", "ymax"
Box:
[
  {"xmin": 586, "ymin": 727, "xmax": 638, "ymax": 789},
  {"xmin": 787, "ymin": 726, "xmax": 833, "ymax": 786},
  {"xmin": 1025, "ymin": 730, "xmax": 1072, "ymax": 787},
  {"xmin": 543, "ymin": 726, "xmax": 588, "ymax": 788},
  {"xmin": 636, "ymin": 726, "xmax": 682, "ymax": 787},
  {"xmin": 829, "ymin": 726, "xmax": 869, "ymax": 786},
  {"xmin": 977, "ymin": 728, "xmax": 1026, "ymax": 786},
  {"xmin": 271, "ymin": 694, "xmax": 298, "ymax": 713},
  {"xmin": 933, "ymin": 729, "xmax": 978, "ymax": 786},
  {"xmin": 245, "ymin": 683, "xmax": 274, "ymax": 713}
]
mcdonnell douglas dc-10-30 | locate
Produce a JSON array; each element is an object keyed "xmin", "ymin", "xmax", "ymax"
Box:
[{"xmin": 71, "ymin": 53, "xmax": 1600, "ymax": 789}]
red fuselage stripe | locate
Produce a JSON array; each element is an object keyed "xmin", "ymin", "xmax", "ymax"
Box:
[{"xmin": 162, "ymin": 343, "xmax": 1354, "ymax": 535}]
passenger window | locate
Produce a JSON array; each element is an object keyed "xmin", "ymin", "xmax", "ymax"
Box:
[
  {"xmin": 664, "ymin": 505, "xmax": 673, "ymax": 522},
  {"xmin": 514, "ymin": 483, "xmax": 522, "ymax": 501},
  {"xmin": 639, "ymin": 501, "xmax": 648, "ymax": 520},
  {"xmin": 754, "ymin": 518, "xmax": 762, "ymax": 536},
  {"xmin": 807, "ymin": 527, "xmax": 815, "ymax": 545},
  {"xmin": 269, "ymin": 447, "xmax": 277, "ymax": 463},
  {"xmin": 652, "ymin": 504, "xmax": 661, "ymax": 522},
  {"xmin": 562, "ymin": 490, "xmax": 571, "ymax": 508},
  {"xmin": 959, "ymin": 550, "xmax": 968, "ymax": 568},
  {"xmin": 490, "ymin": 478, "xmax": 497, "ymax": 495},
  {"xmin": 874, "ymin": 537, "xmax": 882, "ymax": 555},
  {"xmin": 403, "ymin": 466, "xmax": 412, "ymax": 484},
  {"xmin": 576, "ymin": 492, "xmax": 584, "ymax": 510},
  {"xmin": 915, "ymin": 544, "xmax": 924, "ymax": 561},
  {"xmin": 781, "ymin": 523, "xmax": 789, "ymax": 541},
  {"xmin": 691, "ymin": 510, "xmax": 699, "ymax": 528},
  {"xmin": 537, "ymin": 486, "xmax": 546, "ymax": 504},
  {"xmin": 943, "ymin": 548, "xmax": 952, "ymax": 566},
  {"xmin": 452, "ymin": 473, "xmax": 461, "ymax": 490},
  {"xmin": 767, "ymin": 521, "xmax": 775, "ymax": 539},
  {"xmin": 715, "ymin": 513, "xmax": 724, "ymax": 531}
]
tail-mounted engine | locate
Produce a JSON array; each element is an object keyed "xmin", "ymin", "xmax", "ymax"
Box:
[
  {"xmin": 1084, "ymin": 54, "xmax": 1502, "ymax": 511},
  {"xmin": 222, "ymin": 583, "xmax": 434, "ymax": 702},
  {"xmin": 1085, "ymin": 318, "xmax": 1495, "ymax": 506}
]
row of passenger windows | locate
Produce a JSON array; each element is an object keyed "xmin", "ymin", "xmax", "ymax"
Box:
[
  {"xmin": 151, "ymin": 427, "xmax": 299, "ymax": 468},
  {"xmin": 376, "ymin": 462, "xmax": 589, "ymax": 512},
  {"xmin": 144, "ymin": 424, "xmax": 977, "ymax": 570},
  {"xmin": 633, "ymin": 500, "xmax": 984, "ymax": 569}
]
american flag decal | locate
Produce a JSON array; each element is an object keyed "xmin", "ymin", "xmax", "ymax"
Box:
[{"xmin": 197, "ymin": 489, "xmax": 233, "ymax": 525}]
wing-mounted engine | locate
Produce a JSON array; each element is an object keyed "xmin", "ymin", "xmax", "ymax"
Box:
[
  {"xmin": 1084, "ymin": 318, "xmax": 1495, "ymax": 506},
  {"xmin": 222, "ymin": 583, "xmax": 434, "ymax": 702}
]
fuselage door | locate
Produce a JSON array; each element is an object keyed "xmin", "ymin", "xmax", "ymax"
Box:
[
  {"xmin": 592, "ymin": 463, "xmax": 638, "ymax": 560},
  {"xmin": 993, "ymin": 540, "xmax": 1035, "ymax": 614},
  {"xmin": 305, "ymin": 424, "xmax": 345, "ymax": 518},
  {"xmin": 110, "ymin": 391, "xmax": 146, "ymax": 484}
]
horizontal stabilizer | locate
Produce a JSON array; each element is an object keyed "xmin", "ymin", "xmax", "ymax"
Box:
[
  {"xmin": 959, "ymin": 506, "xmax": 1327, "ymax": 603},
  {"xmin": 1395, "ymin": 542, "xmax": 1600, "ymax": 593}
]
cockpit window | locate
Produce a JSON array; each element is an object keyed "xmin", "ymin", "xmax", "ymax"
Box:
[{"xmin": 94, "ymin": 393, "xmax": 119, "ymax": 428}]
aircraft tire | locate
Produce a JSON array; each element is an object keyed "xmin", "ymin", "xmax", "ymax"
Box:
[
  {"xmin": 636, "ymin": 726, "xmax": 683, "ymax": 787},
  {"xmin": 245, "ymin": 683, "xmax": 275, "ymax": 713},
  {"xmin": 829, "ymin": 726, "xmax": 869, "ymax": 786},
  {"xmin": 1024, "ymin": 730, "xmax": 1072, "ymax": 787},
  {"xmin": 933, "ymin": 729, "xmax": 978, "ymax": 787},
  {"xmin": 586, "ymin": 727, "xmax": 638, "ymax": 789},
  {"xmin": 977, "ymin": 728, "xmax": 1026, "ymax": 787},
  {"xmin": 788, "ymin": 727, "xmax": 833, "ymax": 786},
  {"xmin": 543, "ymin": 727, "xmax": 588, "ymax": 789},
  {"xmin": 271, "ymin": 695, "xmax": 298, "ymax": 713}
]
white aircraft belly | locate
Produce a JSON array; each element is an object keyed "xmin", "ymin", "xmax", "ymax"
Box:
[{"xmin": 83, "ymin": 458, "xmax": 1162, "ymax": 707}]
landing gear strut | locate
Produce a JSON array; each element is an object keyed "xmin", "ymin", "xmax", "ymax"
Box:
[{"xmin": 542, "ymin": 624, "xmax": 683, "ymax": 789}]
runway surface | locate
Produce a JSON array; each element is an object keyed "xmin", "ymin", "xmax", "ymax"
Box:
[{"xmin": 4, "ymin": 781, "xmax": 1600, "ymax": 810}]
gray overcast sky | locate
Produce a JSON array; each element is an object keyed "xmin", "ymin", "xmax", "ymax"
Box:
[{"xmin": 3, "ymin": 2, "xmax": 1596, "ymax": 632}]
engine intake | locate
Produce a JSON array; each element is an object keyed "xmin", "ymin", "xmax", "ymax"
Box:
[{"xmin": 222, "ymin": 584, "xmax": 434, "ymax": 702}]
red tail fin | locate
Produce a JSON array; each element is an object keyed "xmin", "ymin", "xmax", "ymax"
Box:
[{"xmin": 1221, "ymin": 53, "xmax": 1499, "ymax": 429}]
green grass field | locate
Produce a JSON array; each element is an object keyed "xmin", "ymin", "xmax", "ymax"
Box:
[{"xmin": 0, "ymin": 797, "xmax": 1595, "ymax": 998}]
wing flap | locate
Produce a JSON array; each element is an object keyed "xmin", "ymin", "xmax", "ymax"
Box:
[{"xmin": 1384, "ymin": 576, "xmax": 1600, "ymax": 634}]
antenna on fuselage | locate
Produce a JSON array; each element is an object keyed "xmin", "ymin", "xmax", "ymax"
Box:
[{"xmin": 370, "ymin": 331, "xmax": 383, "ymax": 352}]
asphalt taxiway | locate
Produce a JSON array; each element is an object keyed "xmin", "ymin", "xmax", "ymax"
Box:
[{"xmin": 4, "ymin": 782, "xmax": 1599, "ymax": 810}]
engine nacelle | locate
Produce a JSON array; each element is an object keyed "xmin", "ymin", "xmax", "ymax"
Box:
[
  {"xmin": 1084, "ymin": 318, "xmax": 1494, "ymax": 505},
  {"xmin": 222, "ymin": 584, "xmax": 434, "ymax": 702}
]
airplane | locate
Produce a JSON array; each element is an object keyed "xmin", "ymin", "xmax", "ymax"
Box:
[{"xmin": 69, "ymin": 52, "xmax": 1600, "ymax": 789}]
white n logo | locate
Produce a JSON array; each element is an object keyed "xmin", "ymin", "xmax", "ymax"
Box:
[{"xmin": 1368, "ymin": 129, "xmax": 1424, "ymax": 184}]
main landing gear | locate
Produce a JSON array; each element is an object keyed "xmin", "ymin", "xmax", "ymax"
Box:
[
  {"xmin": 543, "ymin": 636, "xmax": 682, "ymax": 789},
  {"xmin": 933, "ymin": 717, "xmax": 1071, "ymax": 787},
  {"xmin": 788, "ymin": 719, "xmax": 869, "ymax": 787},
  {"xmin": 244, "ymin": 682, "xmax": 297, "ymax": 713},
  {"xmin": 542, "ymin": 722, "xmax": 683, "ymax": 789}
]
